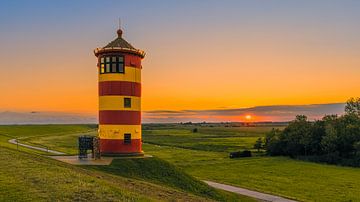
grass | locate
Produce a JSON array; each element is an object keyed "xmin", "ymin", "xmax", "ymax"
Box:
[
  {"xmin": 88, "ymin": 157, "xmax": 246, "ymax": 202},
  {"xmin": 143, "ymin": 143, "xmax": 360, "ymax": 202},
  {"xmin": 0, "ymin": 124, "xmax": 251, "ymax": 201},
  {"xmin": 0, "ymin": 146, "xmax": 149, "ymax": 202},
  {"xmin": 0, "ymin": 124, "xmax": 95, "ymax": 154},
  {"xmin": 143, "ymin": 125, "xmax": 281, "ymax": 152},
  {"xmin": 5, "ymin": 124, "xmax": 360, "ymax": 201}
]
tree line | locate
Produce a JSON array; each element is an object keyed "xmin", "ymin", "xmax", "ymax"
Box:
[{"xmin": 263, "ymin": 98, "xmax": 360, "ymax": 166}]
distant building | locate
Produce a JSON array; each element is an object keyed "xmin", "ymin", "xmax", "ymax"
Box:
[{"xmin": 94, "ymin": 28, "xmax": 145, "ymax": 156}]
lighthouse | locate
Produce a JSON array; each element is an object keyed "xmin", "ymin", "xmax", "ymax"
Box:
[{"xmin": 94, "ymin": 28, "xmax": 145, "ymax": 156}]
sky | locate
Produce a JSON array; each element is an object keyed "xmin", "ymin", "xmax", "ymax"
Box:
[{"xmin": 0, "ymin": 0, "xmax": 359, "ymax": 122}]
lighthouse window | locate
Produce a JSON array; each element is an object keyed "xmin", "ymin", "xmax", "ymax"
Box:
[
  {"xmin": 99, "ymin": 55, "xmax": 124, "ymax": 74},
  {"xmin": 124, "ymin": 133, "xmax": 131, "ymax": 144},
  {"xmin": 100, "ymin": 64, "xmax": 105, "ymax": 73},
  {"xmin": 118, "ymin": 63, "xmax": 124, "ymax": 73},
  {"xmin": 105, "ymin": 63, "xmax": 110, "ymax": 73},
  {"xmin": 111, "ymin": 63, "xmax": 117, "ymax": 73},
  {"xmin": 124, "ymin": 97, "xmax": 131, "ymax": 108},
  {"xmin": 118, "ymin": 56, "xmax": 124, "ymax": 73}
]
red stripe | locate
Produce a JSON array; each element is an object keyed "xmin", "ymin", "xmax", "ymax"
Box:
[
  {"xmin": 98, "ymin": 53, "xmax": 142, "ymax": 69},
  {"xmin": 100, "ymin": 139, "xmax": 142, "ymax": 153},
  {"xmin": 99, "ymin": 81, "xmax": 141, "ymax": 97},
  {"xmin": 124, "ymin": 54, "xmax": 141, "ymax": 68},
  {"xmin": 99, "ymin": 111, "xmax": 141, "ymax": 125}
]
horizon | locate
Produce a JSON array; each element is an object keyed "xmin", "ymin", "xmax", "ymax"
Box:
[
  {"xmin": 0, "ymin": 102, "xmax": 346, "ymax": 124},
  {"xmin": 1, "ymin": 0, "xmax": 359, "ymax": 122}
]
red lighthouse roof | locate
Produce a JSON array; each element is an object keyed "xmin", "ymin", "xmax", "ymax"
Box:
[{"xmin": 94, "ymin": 28, "xmax": 145, "ymax": 58}]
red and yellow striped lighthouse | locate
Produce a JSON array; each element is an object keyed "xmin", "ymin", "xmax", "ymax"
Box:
[{"xmin": 94, "ymin": 28, "xmax": 145, "ymax": 156}]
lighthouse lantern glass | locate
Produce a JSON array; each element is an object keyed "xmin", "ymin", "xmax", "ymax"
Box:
[
  {"xmin": 111, "ymin": 63, "xmax": 117, "ymax": 73},
  {"xmin": 98, "ymin": 55, "xmax": 125, "ymax": 74}
]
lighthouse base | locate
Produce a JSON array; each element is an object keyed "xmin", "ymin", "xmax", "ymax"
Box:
[
  {"xmin": 99, "ymin": 139, "xmax": 143, "ymax": 157},
  {"xmin": 101, "ymin": 151, "xmax": 144, "ymax": 157}
]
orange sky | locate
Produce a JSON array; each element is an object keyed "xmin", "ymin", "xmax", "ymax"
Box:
[{"xmin": 1, "ymin": 1, "xmax": 359, "ymax": 120}]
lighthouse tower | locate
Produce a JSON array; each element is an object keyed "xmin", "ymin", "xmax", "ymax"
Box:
[{"xmin": 94, "ymin": 28, "xmax": 145, "ymax": 156}]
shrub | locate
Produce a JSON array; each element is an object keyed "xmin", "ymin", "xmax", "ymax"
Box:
[{"xmin": 229, "ymin": 150, "xmax": 252, "ymax": 158}]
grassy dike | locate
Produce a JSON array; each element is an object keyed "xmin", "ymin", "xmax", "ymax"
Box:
[
  {"xmin": 88, "ymin": 157, "xmax": 245, "ymax": 201},
  {"xmin": 0, "ymin": 146, "xmax": 231, "ymax": 201},
  {"xmin": 0, "ymin": 125, "xmax": 254, "ymax": 201}
]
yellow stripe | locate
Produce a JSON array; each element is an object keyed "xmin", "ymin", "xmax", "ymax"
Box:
[
  {"xmin": 98, "ymin": 124, "xmax": 141, "ymax": 139},
  {"xmin": 99, "ymin": 66, "xmax": 141, "ymax": 83},
  {"xmin": 99, "ymin": 96, "xmax": 141, "ymax": 111}
]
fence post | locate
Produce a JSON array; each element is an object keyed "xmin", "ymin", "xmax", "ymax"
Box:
[{"xmin": 16, "ymin": 138, "xmax": 18, "ymax": 150}]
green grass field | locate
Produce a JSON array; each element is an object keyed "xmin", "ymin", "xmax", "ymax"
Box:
[
  {"xmin": 0, "ymin": 125, "xmax": 252, "ymax": 202},
  {"xmin": 2, "ymin": 124, "xmax": 360, "ymax": 201},
  {"xmin": 0, "ymin": 146, "xmax": 224, "ymax": 202},
  {"xmin": 141, "ymin": 124, "xmax": 360, "ymax": 201},
  {"xmin": 143, "ymin": 124, "xmax": 280, "ymax": 153}
]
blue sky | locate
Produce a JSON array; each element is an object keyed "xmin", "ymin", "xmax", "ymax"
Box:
[{"xmin": 0, "ymin": 0, "xmax": 359, "ymax": 122}]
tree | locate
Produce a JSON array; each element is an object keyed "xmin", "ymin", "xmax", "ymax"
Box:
[
  {"xmin": 254, "ymin": 137, "xmax": 263, "ymax": 152},
  {"xmin": 345, "ymin": 97, "xmax": 360, "ymax": 117},
  {"xmin": 264, "ymin": 128, "xmax": 284, "ymax": 155},
  {"xmin": 282, "ymin": 115, "xmax": 311, "ymax": 156},
  {"xmin": 321, "ymin": 124, "xmax": 338, "ymax": 154},
  {"xmin": 354, "ymin": 141, "xmax": 360, "ymax": 156}
]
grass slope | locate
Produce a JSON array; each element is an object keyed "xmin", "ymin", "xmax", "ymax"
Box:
[
  {"xmin": 0, "ymin": 125, "xmax": 95, "ymax": 154},
  {"xmin": 6, "ymin": 124, "xmax": 360, "ymax": 201},
  {"xmin": 0, "ymin": 125, "xmax": 251, "ymax": 201},
  {"xmin": 89, "ymin": 157, "xmax": 245, "ymax": 202},
  {"xmin": 0, "ymin": 146, "xmax": 220, "ymax": 202}
]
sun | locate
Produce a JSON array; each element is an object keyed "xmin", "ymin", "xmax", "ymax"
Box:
[{"xmin": 245, "ymin": 115, "xmax": 252, "ymax": 120}]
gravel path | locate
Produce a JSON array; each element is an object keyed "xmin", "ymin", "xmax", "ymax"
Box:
[
  {"xmin": 204, "ymin": 180, "xmax": 297, "ymax": 202},
  {"xmin": 8, "ymin": 139, "xmax": 65, "ymax": 155}
]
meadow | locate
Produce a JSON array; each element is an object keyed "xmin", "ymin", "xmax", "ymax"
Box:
[
  {"xmin": 0, "ymin": 125, "xmax": 249, "ymax": 202},
  {"xmin": 1, "ymin": 124, "xmax": 360, "ymax": 201}
]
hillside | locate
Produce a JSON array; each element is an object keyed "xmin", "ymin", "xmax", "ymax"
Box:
[
  {"xmin": 0, "ymin": 125, "xmax": 252, "ymax": 201},
  {"xmin": 0, "ymin": 146, "xmax": 215, "ymax": 202}
]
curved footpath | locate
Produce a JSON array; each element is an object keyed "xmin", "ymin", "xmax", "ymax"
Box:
[
  {"xmin": 8, "ymin": 138, "xmax": 297, "ymax": 201},
  {"xmin": 8, "ymin": 139, "xmax": 65, "ymax": 155},
  {"xmin": 204, "ymin": 181, "xmax": 297, "ymax": 202}
]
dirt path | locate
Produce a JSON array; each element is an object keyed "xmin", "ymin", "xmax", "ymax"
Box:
[
  {"xmin": 8, "ymin": 139, "xmax": 65, "ymax": 155},
  {"xmin": 204, "ymin": 181, "xmax": 297, "ymax": 202}
]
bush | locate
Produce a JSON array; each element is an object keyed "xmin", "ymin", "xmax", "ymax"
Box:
[{"xmin": 229, "ymin": 150, "xmax": 252, "ymax": 158}]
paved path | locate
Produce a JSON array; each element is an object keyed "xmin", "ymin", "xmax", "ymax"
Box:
[
  {"xmin": 204, "ymin": 180, "xmax": 297, "ymax": 202},
  {"xmin": 6, "ymin": 138, "xmax": 296, "ymax": 200},
  {"xmin": 8, "ymin": 139, "xmax": 65, "ymax": 155}
]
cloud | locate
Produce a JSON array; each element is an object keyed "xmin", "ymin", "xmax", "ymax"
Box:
[
  {"xmin": 143, "ymin": 103, "xmax": 346, "ymax": 123},
  {"xmin": 0, "ymin": 103, "xmax": 346, "ymax": 124},
  {"xmin": 0, "ymin": 111, "xmax": 97, "ymax": 125}
]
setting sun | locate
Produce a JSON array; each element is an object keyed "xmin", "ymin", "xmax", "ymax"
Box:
[{"xmin": 245, "ymin": 115, "xmax": 252, "ymax": 120}]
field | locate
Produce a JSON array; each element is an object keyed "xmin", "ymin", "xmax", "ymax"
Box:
[
  {"xmin": 1, "ymin": 124, "xmax": 360, "ymax": 201},
  {"xmin": 0, "ymin": 125, "xmax": 250, "ymax": 202}
]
